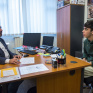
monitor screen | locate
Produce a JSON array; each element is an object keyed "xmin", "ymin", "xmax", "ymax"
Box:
[
  {"xmin": 43, "ymin": 36, "xmax": 54, "ymax": 46},
  {"xmin": 23, "ymin": 33, "xmax": 41, "ymax": 48}
]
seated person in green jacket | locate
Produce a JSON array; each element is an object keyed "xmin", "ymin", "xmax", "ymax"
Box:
[{"xmin": 82, "ymin": 20, "xmax": 93, "ymax": 78}]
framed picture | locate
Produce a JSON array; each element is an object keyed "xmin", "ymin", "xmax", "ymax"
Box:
[
  {"xmin": 87, "ymin": 6, "xmax": 93, "ymax": 19},
  {"xmin": 88, "ymin": 0, "xmax": 93, "ymax": 5}
]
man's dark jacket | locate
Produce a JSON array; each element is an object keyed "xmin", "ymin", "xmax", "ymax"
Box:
[{"xmin": 0, "ymin": 38, "xmax": 15, "ymax": 64}]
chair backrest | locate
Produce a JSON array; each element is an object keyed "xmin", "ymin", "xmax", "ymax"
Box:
[
  {"xmin": 84, "ymin": 76, "xmax": 93, "ymax": 93},
  {"xmin": 84, "ymin": 76, "xmax": 93, "ymax": 85}
]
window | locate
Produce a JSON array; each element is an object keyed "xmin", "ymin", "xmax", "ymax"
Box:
[{"xmin": 0, "ymin": 0, "xmax": 57, "ymax": 35}]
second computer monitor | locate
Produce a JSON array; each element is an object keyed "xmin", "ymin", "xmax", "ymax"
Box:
[
  {"xmin": 23, "ymin": 33, "xmax": 41, "ymax": 48},
  {"xmin": 43, "ymin": 36, "xmax": 54, "ymax": 46}
]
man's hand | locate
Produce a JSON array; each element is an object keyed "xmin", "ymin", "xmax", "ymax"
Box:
[
  {"xmin": 90, "ymin": 61, "xmax": 92, "ymax": 65},
  {"xmin": 83, "ymin": 58, "xmax": 92, "ymax": 65},
  {"xmin": 9, "ymin": 58, "xmax": 20, "ymax": 64},
  {"xmin": 82, "ymin": 58, "xmax": 87, "ymax": 62},
  {"xmin": 13, "ymin": 55, "xmax": 22, "ymax": 59}
]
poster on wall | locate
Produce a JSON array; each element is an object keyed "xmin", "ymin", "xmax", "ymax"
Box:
[
  {"xmin": 88, "ymin": 0, "xmax": 93, "ymax": 5},
  {"xmin": 87, "ymin": 6, "xmax": 93, "ymax": 18}
]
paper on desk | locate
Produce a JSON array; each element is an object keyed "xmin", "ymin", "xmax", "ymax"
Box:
[
  {"xmin": 1, "ymin": 67, "xmax": 18, "ymax": 77},
  {"xmin": 19, "ymin": 64, "xmax": 49, "ymax": 75},
  {"xmin": 50, "ymin": 54, "xmax": 57, "ymax": 58},
  {"xmin": 3, "ymin": 70, "xmax": 14, "ymax": 77},
  {"xmin": 37, "ymin": 53, "xmax": 43, "ymax": 55},
  {"xmin": 75, "ymin": 57, "xmax": 82, "ymax": 60},
  {"xmin": 0, "ymin": 67, "xmax": 21, "ymax": 83},
  {"xmin": 20, "ymin": 57, "xmax": 34, "ymax": 64}
]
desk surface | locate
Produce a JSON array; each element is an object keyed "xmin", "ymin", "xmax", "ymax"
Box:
[{"xmin": 0, "ymin": 54, "xmax": 91, "ymax": 83}]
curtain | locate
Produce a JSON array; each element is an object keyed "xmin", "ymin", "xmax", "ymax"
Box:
[{"xmin": 0, "ymin": 0, "xmax": 57, "ymax": 35}]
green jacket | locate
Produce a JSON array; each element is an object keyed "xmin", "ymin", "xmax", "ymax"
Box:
[{"xmin": 83, "ymin": 39, "xmax": 93, "ymax": 66}]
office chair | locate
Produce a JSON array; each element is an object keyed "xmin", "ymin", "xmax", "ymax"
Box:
[
  {"xmin": 84, "ymin": 76, "xmax": 93, "ymax": 93},
  {"xmin": 0, "ymin": 85, "xmax": 2, "ymax": 93},
  {"xmin": 27, "ymin": 86, "xmax": 37, "ymax": 93},
  {"xmin": 75, "ymin": 53, "xmax": 93, "ymax": 93}
]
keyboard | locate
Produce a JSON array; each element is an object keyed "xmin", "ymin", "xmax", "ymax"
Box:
[{"xmin": 19, "ymin": 50, "xmax": 37, "ymax": 55}]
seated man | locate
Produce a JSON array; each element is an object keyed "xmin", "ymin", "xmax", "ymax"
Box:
[
  {"xmin": 0, "ymin": 26, "xmax": 23, "ymax": 93},
  {"xmin": 0, "ymin": 26, "xmax": 21, "ymax": 64},
  {"xmin": 82, "ymin": 20, "xmax": 93, "ymax": 78}
]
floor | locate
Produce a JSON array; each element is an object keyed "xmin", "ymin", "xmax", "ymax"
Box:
[
  {"xmin": 83, "ymin": 83, "xmax": 92, "ymax": 93},
  {"xmin": 18, "ymin": 81, "xmax": 92, "ymax": 93},
  {"xmin": 83, "ymin": 89, "xmax": 91, "ymax": 93}
]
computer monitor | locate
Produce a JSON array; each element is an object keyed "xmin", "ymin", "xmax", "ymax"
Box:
[
  {"xmin": 42, "ymin": 36, "xmax": 54, "ymax": 46},
  {"xmin": 23, "ymin": 33, "xmax": 41, "ymax": 48}
]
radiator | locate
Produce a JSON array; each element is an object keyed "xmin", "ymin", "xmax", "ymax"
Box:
[{"xmin": 14, "ymin": 37, "xmax": 23, "ymax": 54}]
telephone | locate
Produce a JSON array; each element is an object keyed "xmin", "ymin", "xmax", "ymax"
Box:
[
  {"xmin": 45, "ymin": 46, "xmax": 60, "ymax": 54},
  {"xmin": 51, "ymin": 47, "xmax": 60, "ymax": 54}
]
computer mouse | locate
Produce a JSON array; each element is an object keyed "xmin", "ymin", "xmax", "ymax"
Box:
[{"xmin": 24, "ymin": 54, "xmax": 29, "ymax": 57}]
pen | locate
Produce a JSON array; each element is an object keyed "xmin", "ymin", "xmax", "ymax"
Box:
[
  {"xmin": 64, "ymin": 53, "xmax": 66, "ymax": 58},
  {"xmin": 61, "ymin": 50, "xmax": 64, "ymax": 56}
]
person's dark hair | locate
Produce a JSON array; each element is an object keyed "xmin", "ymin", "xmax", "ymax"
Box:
[{"xmin": 84, "ymin": 20, "xmax": 93, "ymax": 31}]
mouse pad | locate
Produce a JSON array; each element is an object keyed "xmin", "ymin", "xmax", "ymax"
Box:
[{"xmin": 70, "ymin": 61, "xmax": 77, "ymax": 63}]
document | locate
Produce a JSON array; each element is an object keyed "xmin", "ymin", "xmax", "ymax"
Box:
[
  {"xmin": 0, "ymin": 67, "xmax": 21, "ymax": 83},
  {"xmin": 3, "ymin": 70, "xmax": 14, "ymax": 77},
  {"xmin": 19, "ymin": 64, "xmax": 49, "ymax": 75},
  {"xmin": 20, "ymin": 57, "xmax": 35, "ymax": 64}
]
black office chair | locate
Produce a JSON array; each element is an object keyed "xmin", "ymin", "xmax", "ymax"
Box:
[
  {"xmin": 75, "ymin": 53, "xmax": 93, "ymax": 93},
  {"xmin": 84, "ymin": 76, "xmax": 93, "ymax": 93},
  {"xmin": 0, "ymin": 85, "xmax": 2, "ymax": 93},
  {"xmin": 27, "ymin": 86, "xmax": 37, "ymax": 93}
]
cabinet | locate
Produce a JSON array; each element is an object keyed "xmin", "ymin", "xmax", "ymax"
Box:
[{"xmin": 57, "ymin": 4, "xmax": 84, "ymax": 56}]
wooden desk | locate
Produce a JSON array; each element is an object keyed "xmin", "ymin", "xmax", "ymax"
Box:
[{"xmin": 0, "ymin": 54, "xmax": 91, "ymax": 93}]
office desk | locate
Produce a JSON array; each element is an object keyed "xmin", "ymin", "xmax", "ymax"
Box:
[{"xmin": 0, "ymin": 54, "xmax": 91, "ymax": 93}]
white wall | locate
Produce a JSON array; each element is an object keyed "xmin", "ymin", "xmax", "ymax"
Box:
[{"xmin": 2, "ymin": 35, "xmax": 15, "ymax": 53}]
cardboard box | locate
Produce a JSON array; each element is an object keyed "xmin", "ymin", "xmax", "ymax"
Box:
[
  {"xmin": 78, "ymin": 0, "xmax": 85, "ymax": 4},
  {"xmin": 70, "ymin": 0, "xmax": 78, "ymax": 4},
  {"xmin": 64, "ymin": 0, "xmax": 70, "ymax": 5}
]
